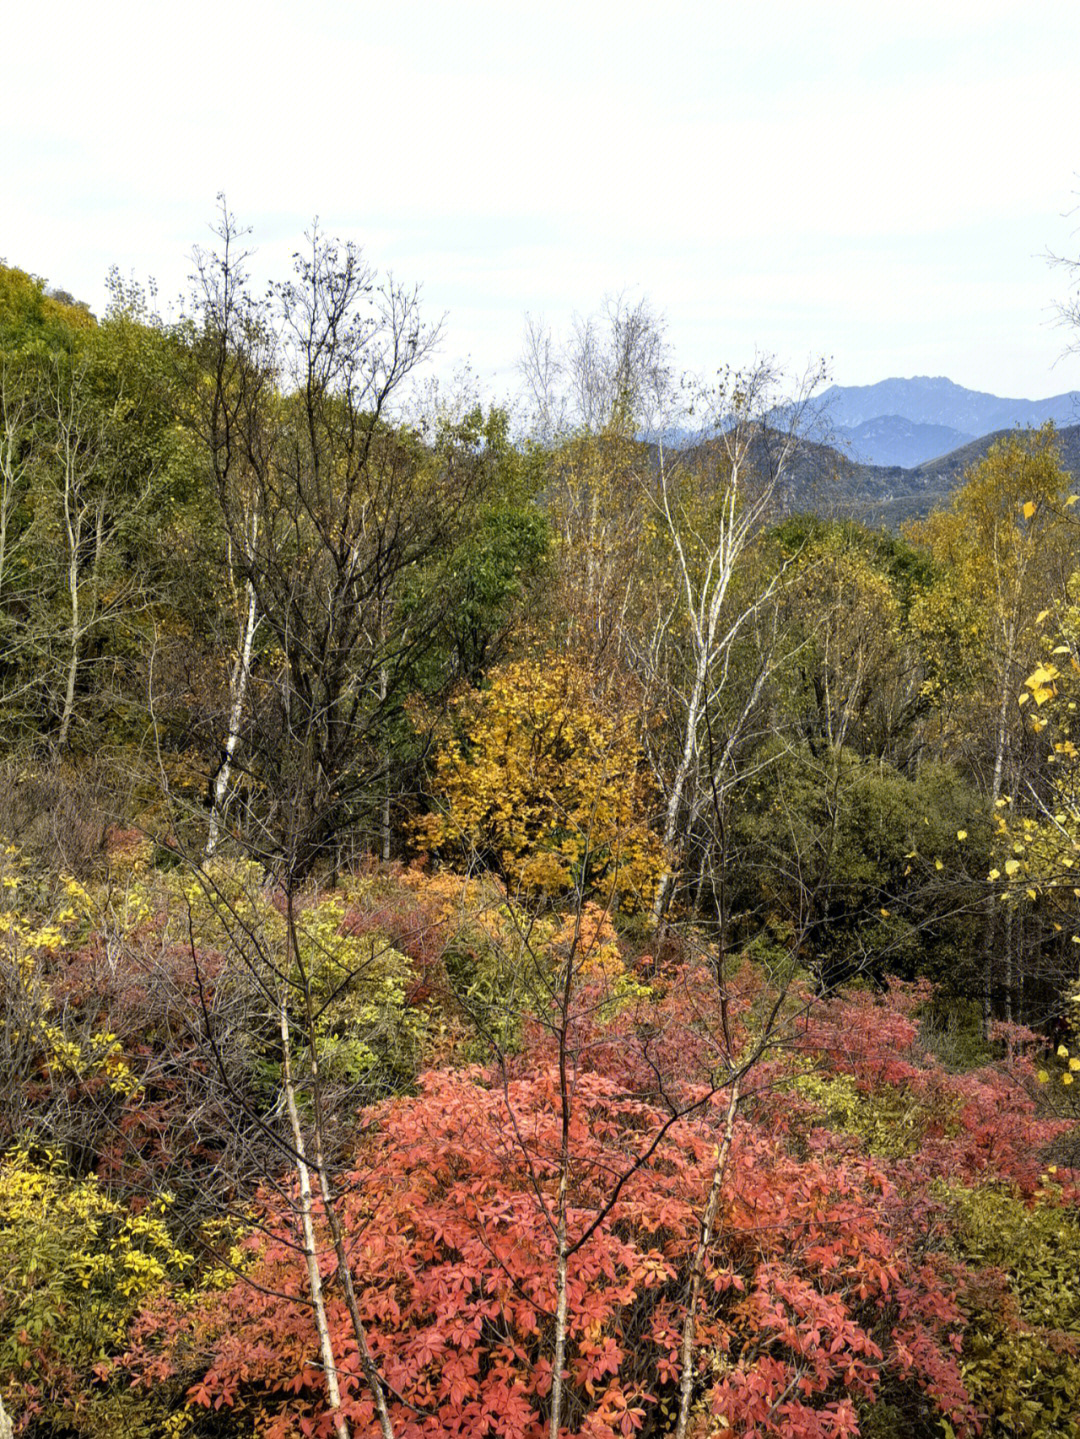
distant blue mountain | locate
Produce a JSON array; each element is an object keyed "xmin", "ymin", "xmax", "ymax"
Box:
[
  {"xmin": 841, "ymin": 416, "xmax": 974, "ymax": 469},
  {"xmin": 804, "ymin": 377, "xmax": 1080, "ymax": 467}
]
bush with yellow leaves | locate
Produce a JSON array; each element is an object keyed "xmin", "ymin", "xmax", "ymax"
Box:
[
  {"xmin": 946, "ymin": 1178, "xmax": 1080, "ymax": 1439},
  {"xmin": 0, "ymin": 1150, "xmax": 193, "ymax": 1436},
  {"xmin": 413, "ymin": 657, "xmax": 668, "ymax": 911}
]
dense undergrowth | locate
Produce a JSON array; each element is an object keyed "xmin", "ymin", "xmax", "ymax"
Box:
[{"xmin": 2, "ymin": 845, "xmax": 1079, "ymax": 1438}]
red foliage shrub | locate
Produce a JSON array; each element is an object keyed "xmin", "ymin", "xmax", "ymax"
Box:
[{"xmin": 135, "ymin": 1058, "xmax": 982, "ymax": 1437}]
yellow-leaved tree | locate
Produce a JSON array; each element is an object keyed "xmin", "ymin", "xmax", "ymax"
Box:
[
  {"xmin": 908, "ymin": 426, "xmax": 1076, "ymax": 1025},
  {"xmin": 909, "ymin": 425, "xmax": 1075, "ymax": 803},
  {"xmin": 413, "ymin": 656, "xmax": 668, "ymax": 911},
  {"xmin": 992, "ymin": 570, "xmax": 1080, "ymax": 1067}
]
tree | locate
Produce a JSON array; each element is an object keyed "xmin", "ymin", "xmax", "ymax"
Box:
[
  {"xmin": 0, "ymin": 265, "xmax": 184, "ymax": 757},
  {"xmin": 769, "ymin": 518, "xmax": 931, "ymax": 767},
  {"xmin": 731, "ymin": 740, "xmax": 987, "ymax": 991},
  {"xmin": 413, "ymin": 655, "xmax": 668, "ymax": 911},
  {"xmin": 520, "ymin": 294, "xmax": 672, "ymax": 441},
  {"xmin": 909, "ymin": 427, "xmax": 1076, "ymax": 1024},
  {"xmin": 628, "ymin": 359, "xmax": 828, "ymax": 921},
  {"xmin": 518, "ymin": 299, "xmax": 675, "ymax": 689},
  {"xmin": 182, "ymin": 207, "xmax": 545, "ymax": 877}
]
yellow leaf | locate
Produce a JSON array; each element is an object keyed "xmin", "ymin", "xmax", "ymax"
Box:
[
  {"xmin": 957, "ymin": 830, "xmax": 967, "ymax": 841},
  {"xmin": 987, "ymin": 868, "xmax": 1001, "ymax": 881},
  {"xmin": 1036, "ymin": 608, "xmax": 1052, "ymax": 623},
  {"xmin": 1004, "ymin": 859, "xmax": 1021, "ymax": 876},
  {"xmin": 879, "ymin": 908, "xmax": 891, "ymax": 918},
  {"xmin": 1067, "ymin": 495, "xmax": 1079, "ymax": 507},
  {"xmin": 1063, "ymin": 1072, "xmax": 1074, "ymax": 1086},
  {"xmin": 935, "ymin": 858, "xmax": 944, "ymax": 871},
  {"xmin": 1026, "ymin": 888, "xmax": 1037, "ymax": 901},
  {"xmin": 1057, "ymin": 1044, "xmax": 1070, "ymax": 1058}
]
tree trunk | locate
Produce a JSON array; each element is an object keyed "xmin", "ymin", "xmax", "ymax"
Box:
[
  {"xmin": 379, "ymin": 664, "xmax": 391, "ymax": 863},
  {"xmin": 280, "ymin": 992, "xmax": 351, "ymax": 1439},
  {"xmin": 206, "ymin": 576, "xmax": 257, "ymax": 857},
  {"xmin": 57, "ymin": 542, "xmax": 80, "ymax": 750},
  {"xmin": 288, "ymin": 895, "xmax": 397, "ymax": 1439},
  {"xmin": 981, "ymin": 664, "xmax": 1012, "ymax": 1034},
  {"xmin": 548, "ymin": 1168, "xmax": 571, "ymax": 1439},
  {"xmin": 674, "ymin": 1077, "xmax": 740, "ymax": 1439}
]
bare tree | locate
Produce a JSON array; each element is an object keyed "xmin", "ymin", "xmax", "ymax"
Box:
[
  {"xmin": 520, "ymin": 293, "xmax": 673, "ymax": 441},
  {"xmin": 188, "ymin": 203, "xmax": 463, "ymax": 876}
]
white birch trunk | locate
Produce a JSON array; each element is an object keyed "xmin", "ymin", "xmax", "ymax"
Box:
[
  {"xmin": 674, "ymin": 1077, "xmax": 740, "ymax": 1439},
  {"xmin": 57, "ymin": 445, "xmax": 83, "ymax": 751},
  {"xmin": 548, "ymin": 1167, "xmax": 571, "ymax": 1439},
  {"xmin": 279, "ymin": 992, "xmax": 351, "ymax": 1439},
  {"xmin": 206, "ymin": 575, "xmax": 257, "ymax": 857},
  {"xmin": 379, "ymin": 664, "xmax": 391, "ymax": 863}
]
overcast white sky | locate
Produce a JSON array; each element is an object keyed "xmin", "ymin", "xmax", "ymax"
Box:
[{"xmin": 6, "ymin": 0, "xmax": 1080, "ymax": 402}]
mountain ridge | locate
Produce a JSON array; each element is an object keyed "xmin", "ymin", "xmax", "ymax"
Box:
[
  {"xmin": 782, "ymin": 422, "xmax": 1080, "ymax": 528},
  {"xmin": 801, "ymin": 376, "xmax": 1080, "ymax": 468}
]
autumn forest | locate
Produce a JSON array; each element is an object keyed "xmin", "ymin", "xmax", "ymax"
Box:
[{"xmin": 4, "ymin": 217, "xmax": 1080, "ymax": 1439}]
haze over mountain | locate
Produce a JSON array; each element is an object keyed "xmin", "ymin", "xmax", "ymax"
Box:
[
  {"xmin": 805, "ymin": 377, "xmax": 1080, "ymax": 468},
  {"xmin": 776, "ymin": 423, "xmax": 1080, "ymax": 531}
]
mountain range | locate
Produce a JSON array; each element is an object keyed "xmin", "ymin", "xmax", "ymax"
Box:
[
  {"xmin": 802, "ymin": 376, "xmax": 1080, "ymax": 469},
  {"xmin": 805, "ymin": 424, "xmax": 1080, "ymax": 527}
]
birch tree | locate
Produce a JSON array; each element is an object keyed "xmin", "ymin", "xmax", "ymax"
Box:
[
  {"xmin": 204, "ymin": 503, "xmax": 260, "ymax": 857},
  {"xmin": 634, "ymin": 360, "xmax": 826, "ymax": 920}
]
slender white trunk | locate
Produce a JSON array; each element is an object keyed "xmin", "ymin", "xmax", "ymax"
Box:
[
  {"xmin": 0, "ymin": 374, "xmax": 31, "ymax": 607},
  {"xmin": 286, "ymin": 896, "xmax": 396, "ymax": 1439},
  {"xmin": 206, "ymin": 577, "xmax": 257, "ymax": 857},
  {"xmin": 57, "ymin": 478, "xmax": 81, "ymax": 750},
  {"xmin": 280, "ymin": 992, "xmax": 350, "ymax": 1439},
  {"xmin": 674, "ymin": 1078, "xmax": 740, "ymax": 1439},
  {"xmin": 652, "ymin": 660, "xmax": 708, "ymax": 921},
  {"xmin": 548, "ymin": 1166, "xmax": 571, "ymax": 1439},
  {"xmin": 314, "ymin": 1159, "xmax": 397, "ymax": 1439},
  {"xmin": 649, "ymin": 454, "xmax": 752, "ymax": 923},
  {"xmin": 982, "ymin": 638, "xmax": 1013, "ymax": 1033},
  {"xmin": 379, "ymin": 664, "xmax": 391, "ymax": 863}
]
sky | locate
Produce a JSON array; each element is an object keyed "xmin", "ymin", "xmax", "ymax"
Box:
[{"xmin": 6, "ymin": 0, "xmax": 1080, "ymax": 405}]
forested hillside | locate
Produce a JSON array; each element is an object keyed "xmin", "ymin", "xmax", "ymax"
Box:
[{"xmin": 3, "ymin": 230, "xmax": 1080, "ymax": 1438}]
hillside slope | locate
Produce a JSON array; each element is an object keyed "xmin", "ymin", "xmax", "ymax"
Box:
[{"xmin": 793, "ymin": 423, "xmax": 1080, "ymax": 526}]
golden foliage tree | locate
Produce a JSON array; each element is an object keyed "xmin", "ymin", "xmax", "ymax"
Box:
[{"xmin": 414, "ymin": 657, "xmax": 667, "ymax": 910}]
